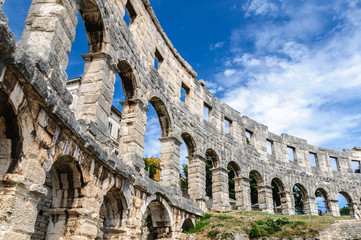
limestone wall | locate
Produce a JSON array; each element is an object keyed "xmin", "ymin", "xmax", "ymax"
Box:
[{"xmin": 0, "ymin": 0, "xmax": 360, "ymax": 239}]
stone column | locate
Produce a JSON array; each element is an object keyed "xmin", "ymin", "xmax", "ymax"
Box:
[
  {"xmin": 308, "ymin": 196, "xmax": 319, "ymax": 216},
  {"xmin": 328, "ymin": 199, "xmax": 340, "ymax": 216},
  {"xmin": 233, "ymin": 177, "xmax": 244, "ymax": 210},
  {"xmin": 159, "ymin": 136, "xmax": 182, "ymax": 194},
  {"xmin": 0, "ymin": 138, "xmax": 11, "ymax": 178},
  {"xmin": 236, "ymin": 177, "xmax": 251, "ymax": 211},
  {"xmin": 75, "ymin": 53, "xmax": 115, "ymax": 144},
  {"xmin": 211, "ymin": 167, "xmax": 230, "ymax": 211},
  {"xmin": 0, "ymin": 174, "xmax": 46, "ymax": 240},
  {"xmin": 280, "ymin": 190, "xmax": 292, "ymax": 215},
  {"xmin": 303, "ymin": 196, "xmax": 314, "ymax": 215},
  {"xmin": 259, "ymin": 185, "xmax": 273, "ymax": 213},
  {"xmin": 188, "ymin": 154, "xmax": 207, "ymax": 211},
  {"xmin": 118, "ymin": 99, "xmax": 147, "ymax": 173},
  {"xmin": 46, "ymin": 184, "xmax": 102, "ymax": 240}
]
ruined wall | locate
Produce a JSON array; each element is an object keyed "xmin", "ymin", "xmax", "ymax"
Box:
[{"xmin": 0, "ymin": 0, "xmax": 360, "ymax": 239}]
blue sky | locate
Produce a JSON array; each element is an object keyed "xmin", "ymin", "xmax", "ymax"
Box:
[{"xmin": 2, "ymin": 1, "xmax": 359, "ymax": 208}]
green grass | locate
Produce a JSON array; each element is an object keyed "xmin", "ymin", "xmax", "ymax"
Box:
[{"xmin": 184, "ymin": 210, "xmax": 354, "ymax": 239}]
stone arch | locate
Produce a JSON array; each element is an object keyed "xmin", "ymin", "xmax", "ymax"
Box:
[
  {"xmin": 0, "ymin": 89, "xmax": 22, "ymax": 177},
  {"xmin": 117, "ymin": 60, "xmax": 138, "ymax": 100},
  {"xmin": 181, "ymin": 218, "xmax": 194, "ymax": 232},
  {"xmin": 97, "ymin": 187, "xmax": 128, "ymax": 239},
  {"xmin": 206, "ymin": 148, "xmax": 219, "ymax": 168},
  {"xmin": 271, "ymin": 178, "xmax": 290, "ymax": 214},
  {"xmin": 249, "ymin": 170, "xmax": 266, "ymax": 210},
  {"xmin": 78, "ymin": 0, "xmax": 107, "ymax": 53},
  {"xmin": 338, "ymin": 191, "xmax": 354, "ymax": 216},
  {"xmin": 141, "ymin": 194, "xmax": 174, "ymax": 239},
  {"xmin": 227, "ymin": 161, "xmax": 241, "ymax": 209},
  {"xmin": 45, "ymin": 155, "xmax": 86, "ymax": 239},
  {"xmin": 293, "ymin": 183, "xmax": 309, "ymax": 214},
  {"xmin": 50, "ymin": 155, "xmax": 84, "ymax": 208},
  {"xmin": 315, "ymin": 187, "xmax": 330, "ymax": 215},
  {"xmin": 149, "ymin": 96, "xmax": 172, "ymax": 137},
  {"xmin": 181, "ymin": 132, "xmax": 196, "ymax": 159}
]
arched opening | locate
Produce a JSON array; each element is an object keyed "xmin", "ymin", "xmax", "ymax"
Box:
[
  {"xmin": 97, "ymin": 187, "xmax": 126, "ymax": 239},
  {"xmin": 180, "ymin": 133, "xmax": 196, "ymax": 198},
  {"xmin": 293, "ymin": 183, "xmax": 308, "ymax": 214},
  {"xmin": 227, "ymin": 161, "xmax": 240, "ymax": 210},
  {"xmin": 0, "ymin": 90, "xmax": 22, "ymax": 177},
  {"xmin": 271, "ymin": 178, "xmax": 288, "ymax": 214},
  {"xmin": 43, "ymin": 156, "xmax": 84, "ymax": 238},
  {"xmin": 337, "ymin": 192, "xmax": 354, "ymax": 216},
  {"xmin": 315, "ymin": 188, "xmax": 330, "ymax": 215},
  {"xmin": 205, "ymin": 149, "xmax": 219, "ymax": 200},
  {"xmin": 140, "ymin": 199, "xmax": 173, "ymax": 239},
  {"xmin": 143, "ymin": 97, "xmax": 172, "ymax": 181},
  {"xmin": 249, "ymin": 170, "xmax": 264, "ymax": 210},
  {"xmin": 181, "ymin": 218, "xmax": 194, "ymax": 232}
]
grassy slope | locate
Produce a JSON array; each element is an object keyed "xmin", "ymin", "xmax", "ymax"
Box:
[{"xmin": 184, "ymin": 211, "xmax": 352, "ymax": 239}]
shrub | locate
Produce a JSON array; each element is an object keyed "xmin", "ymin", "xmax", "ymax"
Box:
[{"xmin": 207, "ymin": 230, "xmax": 220, "ymax": 238}]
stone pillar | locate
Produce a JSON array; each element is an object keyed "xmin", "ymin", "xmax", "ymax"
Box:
[
  {"xmin": 118, "ymin": 99, "xmax": 147, "ymax": 173},
  {"xmin": 236, "ymin": 177, "xmax": 251, "ymax": 211},
  {"xmin": 47, "ymin": 209, "xmax": 99, "ymax": 240},
  {"xmin": 308, "ymin": 196, "xmax": 319, "ymax": 216},
  {"xmin": 279, "ymin": 190, "xmax": 292, "ymax": 215},
  {"xmin": 329, "ymin": 199, "xmax": 340, "ymax": 216},
  {"xmin": 18, "ymin": 0, "xmax": 77, "ymax": 73},
  {"xmin": 159, "ymin": 136, "xmax": 182, "ymax": 194},
  {"xmin": 188, "ymin": 154, "xmax": 207, "ymax": 211},
  {"xmin": 75, "ymin": 53, "xmax": 115, "ymax": 143},
  {"xmin": 0, "ymin": 174, "xmax": 46, "ymax": 240},
  {"xmin": 0, "ymin": 138, "xmax": 11, "ymax": 178},
  {"xmin": 303, "ymin": 196, "xmax": 314, "ymax": 215},
  {"xmin": 233, "ymin": 177, "xmax": 243, "ymax": 210},
  {"xmin": 211, "ymin": 167, "xmax": 230, "ymax": 211},
  {"xmin": 259, "ymin": 185, "xmax": 273, "ymax": 213},
  {"xmin": 46, "ymin": 184, "xmax": 102, "ymax": 240}
]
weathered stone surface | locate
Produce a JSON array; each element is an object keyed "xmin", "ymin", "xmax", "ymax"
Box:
[{"xmin": 0, "ymin": 0, "xmax": 360, "ymax": 239}]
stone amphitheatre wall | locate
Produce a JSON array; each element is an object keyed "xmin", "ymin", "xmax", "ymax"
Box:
[{"xmin": 0, "ymin": 0, "xmax": 360, "ymax": 239}]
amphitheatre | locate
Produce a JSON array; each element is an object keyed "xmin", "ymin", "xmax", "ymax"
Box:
[{"xmin": 0, "ymin": 0, "xmax": 360, "ymax": 239}]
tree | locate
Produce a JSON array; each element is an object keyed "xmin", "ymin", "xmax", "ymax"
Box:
[
  {"xmin": 228, "ymin": 165, "xmax": 235, "ymax": 200},
  {"xmin": 143, "ymin": 157, "xmax": 161, "ymax": 182},
  {"xmin": 180, "ymin": 163, "xmax": 188, "ymax": 191},
  {"xmin": 340, "ymin": 206, "xmax": 350, "ymax": 215},
  {"xmin": 249, "ymin": 173, "xmax": 258, "ymax": 205},
  {"xmin": 293, "ymin": 186, "xmax": 304, "ymax": 214},
  {"xmin": 272, "ymin": 181, "xmax": 281, "ymax": 207},
  {"xmin": 205, "ymin": 154, "xmax": 213, "ymax": 197}
]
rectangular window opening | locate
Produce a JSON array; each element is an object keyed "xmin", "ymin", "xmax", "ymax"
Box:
[
  {"xmin": 154, "ymin": 49, "xmax": 164, "ymax": 70},
  {"xmin": 225, "ymin": 118, "xmax": 232, "ymax": 134},
  {"xmin": 180, "ymin": 83, "xmax": 190, "ymax": 103},
  {"xmin": 124, "ymin": 0, "xmax": 137, "ymax": 26},
  {"xmin": 204, "ymin": 103, "xmax": 211, "ymax": 121},
  {"xmin": 108, "ymin": 122, "xmax": 113, "ymax": 134},
  {"xmin": 330, "ymin": 157, "xmax": 339, "ymax": 171},
  {"xmin": 287, "ymin": 146, "xmax": 295, "ymax": 161},
  {"xmin": 309, "ymin": 153, "xmax": 317, "ymax": 167},
  {"xmin": 267, "ymin": 140, "xmax": 273, "ymax": 155},
  {"xmin": 245, "ymin": 130, "xmax": 252, "ymax": 145},
  {"xmin": 117, "ymin": 128, "xmax": 121, "ymax": 141},
  {"xmin": 352, "ymin": 160, "xmax": 360, "ymax": 173}
]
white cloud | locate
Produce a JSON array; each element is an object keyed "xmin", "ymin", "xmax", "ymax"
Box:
[
  {"xmin": 209, "ymin": 41, "xmax": 225, "ymax": 50},
  {"xmin": 215, "ymin": 0, "xmax": 361, "ymax": 150},
  {"xmin": 243, "ymin": 0, "xmax": 278, "ymax": 17},
  {"xmin": 143, "ymin": 115, "xmax": 162, "ymax": 158}
]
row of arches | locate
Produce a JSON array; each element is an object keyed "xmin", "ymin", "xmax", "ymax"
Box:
[{"xmin": 33, "ymin": 156, "xmax": 194, "ymax": 239}]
